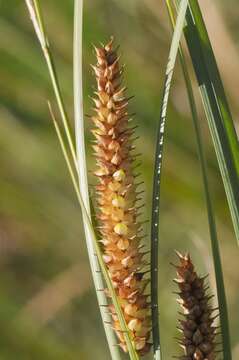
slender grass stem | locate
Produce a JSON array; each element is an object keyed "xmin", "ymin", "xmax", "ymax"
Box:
[
  {"xmin": 25, "ymin": 0, "xmax": 78, "ymax": 172},
  {"xmin": 32, "ymin": 0, "xmax": 45, "ymax": 36},
  {"xmin": 73, "ymin": 1, "xmax": 121, "ymax": 359},
  {"xmin": 44, "ymin": 51, "xmax": 77, "ymax": 169},
  {"xmin": 150, "ymin": 2, "xmax": 188, "ymax": 359}
]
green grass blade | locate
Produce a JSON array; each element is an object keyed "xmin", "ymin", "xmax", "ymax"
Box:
[
  {"xmin": 73, "ymin": 2, "xmax": 121, "ymax": 359},
  {"xmin": 166, "ymin": 2, "xmax": 232, "ymax": 359},
  {"xmin": 175, "ymin": 0, "xmax": 239, "ymax": 245},
  {"xmin": 48, "ymin": 104, "xmax": 139, "ymax": 360},
  {"xmin": 25, "ymin": 0, "xmax": 77, "ymax": 172},
  {"xmin": 188, "ymin": 0, "xmax": 239, "ymax": 174},
  {"xmin": 150, "ymin": 1, "xmax": 188, "ymax": 359}
]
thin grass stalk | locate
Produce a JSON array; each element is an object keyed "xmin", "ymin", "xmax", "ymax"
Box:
[
  {"xmin": 174, "ymin": 0, "xmax": 239, "ymax": 245},
  {"xmin": 25, "ymin": 0, "xmax": 77, "ymax": 171},
  {"xmin": 166, "ymin": 2, "xmax": 232, "ymax": 359},
  {"xmin": 73, "ymin": 2, "xmax": 121, "ymax": 359},
  {"xmin": 32, "ymin": 0, "xmax": 45, "ymax": 35},
  {"xmin": 49, "ymin": 104, "xmax": 139, "ymax": 360},
  {"xmin": 25, "ymin": 2, "xmax": 137, "ymax": 357},
  {"xmin": 150, "ymin": 1, "xmax": 188, "ymax": 359}
]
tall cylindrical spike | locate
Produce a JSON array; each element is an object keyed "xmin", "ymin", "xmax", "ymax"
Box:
[{"xmin": 90, "ymin": 38, "xmax": 151, "ymax": 355}]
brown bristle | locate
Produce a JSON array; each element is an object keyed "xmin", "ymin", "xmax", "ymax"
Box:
[
  {"xmin": 89, "ymin": 37, "xmax": 151, "ymax": 355},
  {"xmin": 174, "ymin": 252, "xmax": 219, "ymax": 360}
]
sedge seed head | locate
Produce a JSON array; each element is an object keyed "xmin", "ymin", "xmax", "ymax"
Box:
[
  {"xmin": 174, "ymin": 252, "xmax": 218, "ymax": 360},
  {"xmin": 90, "ymin": 37, "xmax": 151, "ymax": 356}
]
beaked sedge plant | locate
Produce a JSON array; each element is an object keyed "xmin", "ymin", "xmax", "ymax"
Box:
[{"xmin": 23, "ymin": 0, "xmax": 238, "ymax": 359}]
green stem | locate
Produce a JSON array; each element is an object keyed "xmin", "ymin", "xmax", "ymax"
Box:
[
  {"xmin": 73, "ymin": 1, "xmax": 121, "ymax": 359},
  {"xmin": 150, "ymin": 1, "xmax": 188, "ymax": 358},
  {"xmin": 31, "ymin": 0, "xmax": 78, "ymax": 172}
]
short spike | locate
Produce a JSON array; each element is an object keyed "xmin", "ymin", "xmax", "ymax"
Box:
[{"xmin": 173, "ymin": 252, "xmax": 219, "ymax": 360}]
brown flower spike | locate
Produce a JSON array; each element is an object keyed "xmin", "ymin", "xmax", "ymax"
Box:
[
  {"xmin": 174, "ymin": 252, "xmax": 219, "ymax": 360},
  {"xmin": 90, "ymin": 38, "xmax": 151, "ymax": 355}
]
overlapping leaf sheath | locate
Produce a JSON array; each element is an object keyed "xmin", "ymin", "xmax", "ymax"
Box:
[
  {"xmin": 174, "ymin": 252, "xmax": 218, "ymax": 360},
  {"xmin": 90, "ymin": 38, "xmax": 151, "ymax": 355}
]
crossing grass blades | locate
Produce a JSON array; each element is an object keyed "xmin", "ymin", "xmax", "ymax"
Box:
[{"xmin": 24, "ymin": 0, "xmax": 238, "ymax": 359}]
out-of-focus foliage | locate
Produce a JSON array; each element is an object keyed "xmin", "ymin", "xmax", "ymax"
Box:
[{"xmin": 0, "ymin": 0, "xmax": 238, "ymax": 359}]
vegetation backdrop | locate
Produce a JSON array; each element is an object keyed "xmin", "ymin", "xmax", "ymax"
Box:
[{"xmin": 0, "ymin": 0, "xmax": 238, "ymax": 359}]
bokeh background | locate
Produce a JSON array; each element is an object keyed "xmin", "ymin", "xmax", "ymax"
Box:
[{"xmin": 0, "ymin": 0, "xmax": 238, "ymax": 359}]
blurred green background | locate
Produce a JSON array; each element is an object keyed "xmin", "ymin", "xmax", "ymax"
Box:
[{"xmin": 0, "ymin": 0, "xmax": 238, "ymax": 359}]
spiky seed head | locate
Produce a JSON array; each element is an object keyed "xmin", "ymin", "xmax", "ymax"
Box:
[
  {"xmin": 174, "ymin": 252, "xmax": 218, "ymax": 360},
  {"xmin": 90, "ymin": 38, "xmax": 151, "ymax": 356}
]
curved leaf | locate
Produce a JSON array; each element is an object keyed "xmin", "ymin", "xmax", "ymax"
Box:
[{"xmin": 150, "ymin": 1, "xmax": 188, "ymax": 359}]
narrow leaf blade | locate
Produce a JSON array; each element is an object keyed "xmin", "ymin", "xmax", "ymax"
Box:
[
  {"xmin": 180, "ymin": 0, "xmax": 239, "ymax": 245},
  {"xmin": 150, "ymin": 1, "xmax": 188, "ymax": 359},
  {"xmin": 73, "ymin": 2, "xmax": 122, "ymax": 359}
]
